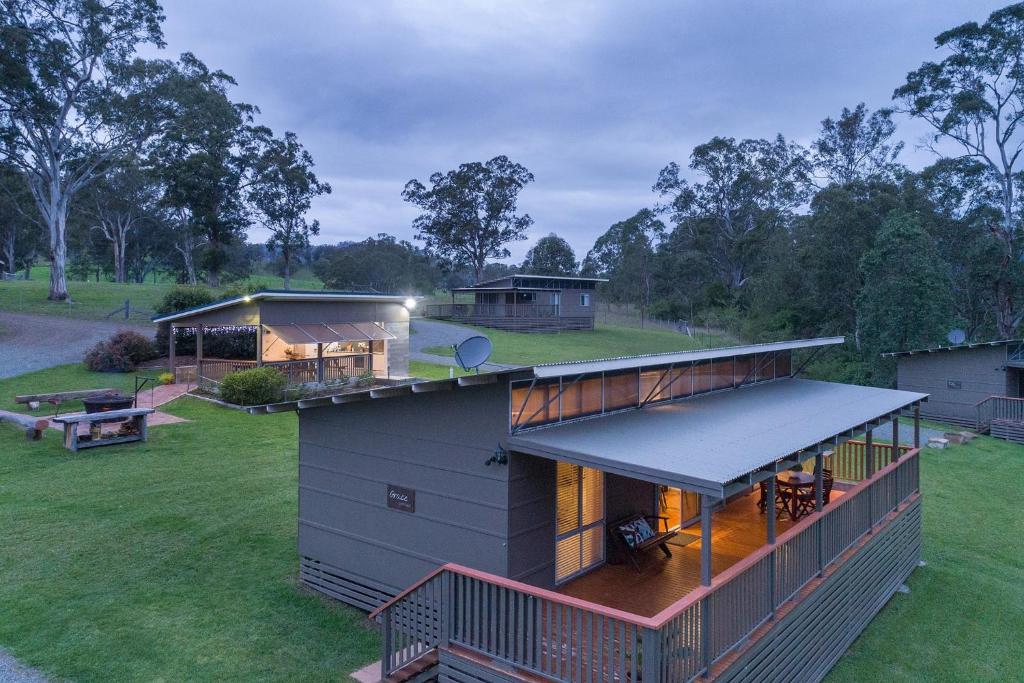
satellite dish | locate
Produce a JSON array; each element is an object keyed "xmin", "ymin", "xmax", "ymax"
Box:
[
  {"xmin": 453, "ymin": 336, "xmax": 493, "ymax": 373},
  {"xmin": 947, "ymin": 328, "xmax": 967, "ymax": 346}
]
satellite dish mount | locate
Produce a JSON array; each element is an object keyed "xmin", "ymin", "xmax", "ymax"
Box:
[{"xmin": 947, "ymin": 328, "xmax": 967, "ymax": 346}]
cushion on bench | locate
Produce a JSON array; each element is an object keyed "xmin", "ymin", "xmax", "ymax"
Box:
[{"xmin": 617, "ymin": 517, "xmax": 657, "ymax": 549}]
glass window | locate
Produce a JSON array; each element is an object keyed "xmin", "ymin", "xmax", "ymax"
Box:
[
  {"xmin": 734, "ymin": 355, "xmax": 754, "ymax": 385},
  {"xmin": 580, "ymin": 293, "xmax": 591, "ymax": 307},
  {"xmin": 640, "ymin": 368, "xmax": 671, "ymax": 403},
  {"xmin": 712, "ymin": 357, "xmax": 734, "ymax": 390},
  {"xmin": 560, "ymin": 376, "xmax": 603, "ymax": 419},
  {"xmin": 555, "ymin": 462, "xmax": 605, "ymax": 583},
  {"xmin": 670, "ymin": 366, "xmax": 693, "ymax": 399},
  {"xmin": 693, "ymin": 361, "xmax": 713, "ymax": 394},
  {"xmin": 604, "ymin": 370, "xmax": 639, "ymax": 410},
  {"xmin": 511, "ymin": 381, "xmax": 559, "ymax": 427},
  {"xmin": 776, "ymin": 350, "xmax": 792, "ymax": 377}
]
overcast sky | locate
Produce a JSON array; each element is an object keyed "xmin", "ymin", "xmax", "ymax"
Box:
[{"xmin": 157, "ymin": 0, "xmax": 1003, "ymax": 262}]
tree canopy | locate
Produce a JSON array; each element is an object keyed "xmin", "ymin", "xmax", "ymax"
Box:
[{"xmin": 520, "ymin": 233, "xmax": 577, "ymax": 276}]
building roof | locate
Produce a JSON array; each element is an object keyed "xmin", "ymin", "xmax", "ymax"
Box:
[
  {"xmin": 470, "ymin": 274, "xmax": 609, "ymax": 288},
  {"xmin": 881, "ymin": 339, "xmax": 1021, "ymax": 358},
  {"xmin": 507, "ymin": 378, "xmax": 927, "ymax": 496},
  {"xmin": 532, "ymin": 337, "xmax": 843, "ymax": 378},
  {"xmin": 152, "ymin": 290, "xmax": 412, "ymax": 324}
]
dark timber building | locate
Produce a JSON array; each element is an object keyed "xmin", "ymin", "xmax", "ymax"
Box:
[
  {"xmin": 424, "ymin": 274, "xmax": 606, "ymax": 332},
  {"xmin": 884, "ymin": 339, "xmax": 1024, "ymax": 438},
  {"xmin": 251, "ymin": 336, "xmax": 927, "ymax": 682}
]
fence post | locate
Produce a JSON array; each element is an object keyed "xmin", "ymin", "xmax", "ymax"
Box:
[
  {"xmin": 124, "ymin": 298, "xmax": 130, "ymax": 320},
  {"xmin": 381, "ymin": 608, "xmax": 393, "ymax": 680}
]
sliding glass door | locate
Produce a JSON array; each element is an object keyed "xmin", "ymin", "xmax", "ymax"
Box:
[
  {"xmin": 555, "ymin": 462, "xmax": 605, "ymax": 583},
  {"xmin": 658, "ymin": 486, "xmax": 700, "ymax": 529}
]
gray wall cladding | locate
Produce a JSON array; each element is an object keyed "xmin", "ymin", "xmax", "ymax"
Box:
[
  {"xmin": 298, "ymin": 381, "xmax": 511, "ymax": 604},
  {"xmin": 896, "ymin": 346, "xmax": 1008, "ymax": 424}
]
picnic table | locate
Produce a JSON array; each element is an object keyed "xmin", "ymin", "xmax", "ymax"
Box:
[{"xmin": 52, "ymin": 407, "xmax": 154, "ymax": 452}]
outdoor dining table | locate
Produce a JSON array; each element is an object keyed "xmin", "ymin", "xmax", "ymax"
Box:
[{"xmin": 776, "ymin": 471, "xmax": 815, "ymax": 521}]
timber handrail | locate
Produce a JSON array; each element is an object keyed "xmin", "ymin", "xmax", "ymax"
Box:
[
  {"xmin": 370, "ymin": 447, "xmax": 921, "ymax": 632},
  {"xmin": 974, "ymin": 394, "xmax": 1024, "ymax": 406}
]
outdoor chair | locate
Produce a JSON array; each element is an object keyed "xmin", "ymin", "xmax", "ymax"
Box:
[
  {"xmin": 608, "ymin": 514, "xmax": 677, "ymax": 573},
  {"xmin": 758, "ymin": 480, "xmax": 789, "ymax": 517},
  {"xmin": 795, "ymin": 469, "xmax": 834, "ymax": 518}
]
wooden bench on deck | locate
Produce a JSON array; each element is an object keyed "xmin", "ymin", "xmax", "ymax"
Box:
[
  {"xmin": 608, "ymin": 514, "xmax": 677, "ymax": 572},
  {"xmin": 52, "ymin": 407, "xmax": 154, "ymax": 452}
]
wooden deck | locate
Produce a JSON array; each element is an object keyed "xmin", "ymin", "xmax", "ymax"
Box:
[{"xmin": 558, "ymin": 486, "xmax": 848, "ymax": 617}]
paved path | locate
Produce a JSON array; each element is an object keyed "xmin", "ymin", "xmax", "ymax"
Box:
[
  {"xmin": 0, "ymin": 648, "xmax": 48, "ymax": 683},
  {"xmin": 0, "ymin": 311, "xmax": 152, "ymax": 379},
  {"xmin": 869, "ymin": 422, "xmax": 948, "ymax": 446},
  {"xmin": 409, "ymin": 318, "xmax": 518, "ymax": 372}
]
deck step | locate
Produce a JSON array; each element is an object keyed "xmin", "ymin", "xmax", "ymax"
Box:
[
  {"xmin": 385, "ymin": 650, "xmax": 439, "ymax": 683},
  {"xmin": 990, "ymin": 418, "xmax": 1024, "ymax": 444}
]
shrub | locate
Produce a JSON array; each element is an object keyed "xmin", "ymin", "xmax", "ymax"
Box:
[
  {"xmin": 83, "ymin": 330, "xmax": 157, "ymax": 372},
  {"xmin": 219, "ymin": 367, "xmax": 287, "ymax": 406},
  {"xmin": 156, "ymin": 285, "xmax": 215, "ymax": 316},
  {"xmin": 158, "ymin": 372, "xmax": 175, "ymax": 385}
]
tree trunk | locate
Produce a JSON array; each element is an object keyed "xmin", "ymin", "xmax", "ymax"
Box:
[
  {"xmin": 47, "ymin": 205, "xmax": 70, "ymax": 301},
  {"xmin": 2, "ymin": 231, "xmax": 14, "ymax": 277},
  {"xmin": 282, "ymin": 246, "xmax": 291, "ymax": 290},
  {"xmin": 113, "ymin": 225, "xmax": 127, "ymax": 283}
]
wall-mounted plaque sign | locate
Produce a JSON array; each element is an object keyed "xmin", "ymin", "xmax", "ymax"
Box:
[{"xmin": 386, "ymin": 484, "xmax": 415, "ymax": 513}]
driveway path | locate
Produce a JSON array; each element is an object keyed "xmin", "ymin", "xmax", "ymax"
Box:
[
  {"xmin": 410, "ymin": 318, "xmax": 517, "ymax": 372},
  {"xmin": 0, "ymin": 648, "xmax": 48, "ymax": 683},
  {"xmin": 0, "ymin": 311, "xmax": 152, "ymax": 379}
]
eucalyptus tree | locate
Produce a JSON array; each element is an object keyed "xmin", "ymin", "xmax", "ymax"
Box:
[
  {"xmin": 582, "ymin": 209, "xmax": 664, "ymax": 320},
  {"xmin": 653, "ymin": 135, "xmax": 811, "ymax": 296},
  {"xmin": 0, "ymin": 162, "xmax": 41, "ymax": 278},
  {"xmin": 402, "ymin": 155, "xmax": 534, "ymax": 281},
  {"xmin": 0, "ymin": 0, "xmax": 167, "ymax": 300},
  {"xmin": 82, "ymin": 159, "xmax": 159, "ymax": 282},
  {"xmin": 520, "ymin": 233, "xmax": 577, "ymax": 276},
  {"xmin": 812, "ymin": 104, "xmax": 904, "ymax": 185},
  {"xmin": 894, "ymin": 2, "xmax": 1024, "ymax": 336},
  {"xmin": 249, "ymin": 131, "xmax": 331, "ymax": 289},
  {"xmin": 151, "ymin": 53, "xmax": 267, "ymax": 287}
]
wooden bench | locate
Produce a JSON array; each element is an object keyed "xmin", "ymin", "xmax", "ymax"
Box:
[
  {"xmin": 52, "ymin": 407, "xmax": 154, "ymax": 452},
  {"xmin": 608, "ymin": 514, "xmax": 677, "ymax": 572},
  {"xmin": 15, "ymin": 388, "xmax": 117, "ymax": 416}
]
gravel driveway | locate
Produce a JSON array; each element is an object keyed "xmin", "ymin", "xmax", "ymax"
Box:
[
  {"xmin": 410, "ymin": 318, "xmax": 517, "ymax": 372},
  {"xmin": 0, "ymin": 649, "xmax": 48, "ymax": 683},
  {"xmin": 0, "ymin": 311, "xmax": 153, "ymax": 379}
]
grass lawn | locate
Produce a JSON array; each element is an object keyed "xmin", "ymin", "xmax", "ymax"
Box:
[
  {"xmin": 408, "ymin": 360, "xmax": 472, "ymax": 380},
  {"xmin": 422, "ymin": 322, "xmax": 735, "ymax": 366},
  {"xmin": 1, "ymin": 364, "xmax": 1022, "ymax": 681},
  {"xmin": 0, "ymin": 266, "xmax": 324, "ymax": 322},
  {"xmin": 0, "ymin": 366, "xmax": 377, "ymax": 682}
]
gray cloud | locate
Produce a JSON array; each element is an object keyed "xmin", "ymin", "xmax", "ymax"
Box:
[{"xmin": 157, "ymin": 0, "xmax": 1002, "ymax": 261}]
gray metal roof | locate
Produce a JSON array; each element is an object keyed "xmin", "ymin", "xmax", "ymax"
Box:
[
  {"xmin": 152, "ymin": 290, "xmax": 412, "ymax": 323},
  {"xmin": 471, "ymin": 273, "xmax": 609, "ymax": 287},
  {"xmin": 881, "ymin": 339, "xmax": 1020, "ymax": 358},
  {"xmin": 506, "ymin": 378, "xmax": 927, "ymax": 496},
  {"xmin": 532, "ymin": 337, "xmax": 844, "ymax": 378}
]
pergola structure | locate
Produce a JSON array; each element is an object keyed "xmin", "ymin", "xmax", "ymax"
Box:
[{"xmin": 152, "ymin": 290, "xmax": 413, "ymax": 384}]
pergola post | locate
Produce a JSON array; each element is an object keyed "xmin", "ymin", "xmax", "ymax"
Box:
[
  {"xmin": 891, "ymin": 416, "xmax": 900, "ymax": 464},
  {"xmin": 700, "ymin": 494, "xmax": 714, "ymax": 587},
  {"xmin": 168, "ymin": 324, "xmax": 176, "ymax": 380},
  {"xmin": 914, "ymin": 404, "xmax": 921, "ymax": 449},
  {"xmin": 256, "ymin": 325, "xmax": 264, "ymax": 367},
  {"xmin": 865, "ymin": 429, "xmax": 874, "ymax": 479},
  {"xmin": 317, "ymin": 343, "xmax": 324, "ymax": 383},
  {"xmin": 196, "ymin": 324, "xmax": 204, "ymax": 378},
  {"xmin": 766, "ymin": 476, "xmax": 776, "ymax": 545}
]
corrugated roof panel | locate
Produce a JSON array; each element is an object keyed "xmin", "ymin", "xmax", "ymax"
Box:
[{"xmin": 506, "ymin": 378, "xmax": 926, "ymax": 494}]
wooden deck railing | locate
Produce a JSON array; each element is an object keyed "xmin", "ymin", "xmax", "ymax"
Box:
[
  {"xmin": 425, "ymin": 303, "xmax": 560, "ymax": 319},
  {"xmin": 198, "ymin": 355, "xmax": 373, "ymax": 386},
  {"xmin": 825, "ymin": 441, "xmax": 911, "ymax": 483},
  {"xmin": 976, "ymin": 395, "xmax": 1024, "ymax": 431},
  {"xmin": 372, "ymin": 449, "xmax": 921, "ymax": 682}
]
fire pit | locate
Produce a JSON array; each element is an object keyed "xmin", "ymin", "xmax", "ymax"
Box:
[{"xmin": 82, "ymin": 391, "xmax": 134, "ymax": 416}]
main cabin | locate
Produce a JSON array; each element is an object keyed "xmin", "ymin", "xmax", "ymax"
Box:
[
  {"xmin": 251, "ymin": 337, "xmax": 926, "ymax": 682},
  {"xmin": 424, "ymin": 274, "xmax": 606, "ymax": 332},
  {"xmin": 884, "ymin": 339, "xmax": 1024, "ymax": 437}
]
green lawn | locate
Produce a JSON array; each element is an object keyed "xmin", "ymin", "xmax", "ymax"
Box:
[
  {"xmin": 0, "ymin": 266, "xmax": 324, "ymax": 322},
  {"xmin": 422, "ymin": 322, "xmax": 735, "ymax": 365},
  {"xmin": 1, "ymin": 364, "xmax": 1022, "ymax": 681},
  {"xmin": 408, "ymin": 360, "xmax": 472, "ymax": 380},
  {"xmin": 0, "ymin": 366, "xmax": 377, "ymax": 682}
]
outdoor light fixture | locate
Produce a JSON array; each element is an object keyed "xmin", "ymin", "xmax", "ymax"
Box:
[
  {"xmin": 243, "ymin": 295, "xmax": 251, "ymax": 303},
  {"xmin": 404, "ymin": 297, "xmax": 417, "ymax": 310},
  {"xmin": 486, "ymin": 444, "xmax": 509, "ymax": 467}
]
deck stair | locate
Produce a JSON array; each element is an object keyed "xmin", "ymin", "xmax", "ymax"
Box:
[{"xmin": 975, "ymin": 396, "xmax": 1024, "ymax": 443}]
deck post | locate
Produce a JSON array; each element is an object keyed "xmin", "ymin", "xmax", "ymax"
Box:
[
  {"xmin": 195, "ymin": 324, "xmax": 204, "ymax": 379},
  {"xmin": 168, "ymin": 324, "xmax": 176, "ymax": 379},
  {"xmin": 256, "ymin": 324, "xmax": 263, "ymax": 367},
  {"xmin": 316, "ymin": 343, "xmax": 324, "ymax": 383},
  {"xmin": 865, "ymin": 430, "xmax": 874, "ymax": 532},
  {"xmin": 641, "ymin": 626, "xmax": 663, "ymax": 683},
  {"xmin": 815, "ymin": 452, "xmax": 824, "ymax": 576},
  {"xmin": 700, "ymin": 494, "xmax": 713, "ymax": 587},
  {"xmin": 914, "ymin": 404, "xmax": 921, "ymax": 449},
  {"xmin": 891, "ymin": 416, "xmax": 900, "ymax": 463},
  {"xmin": 766, "ymin": 476, "xmax": 776, "ymax": 545}
]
